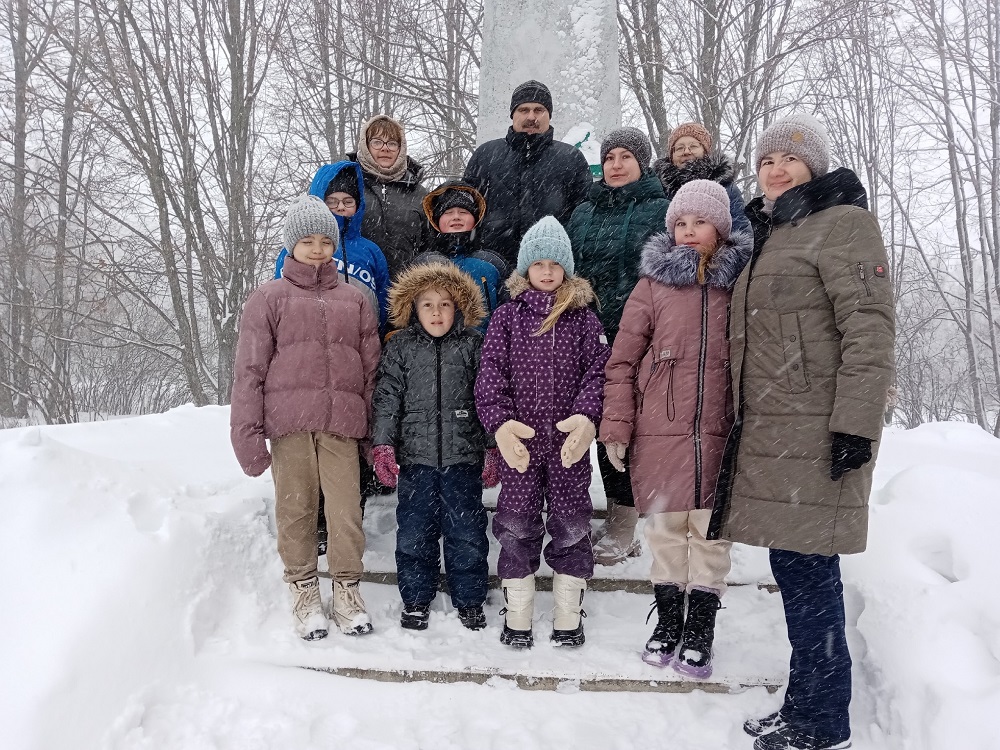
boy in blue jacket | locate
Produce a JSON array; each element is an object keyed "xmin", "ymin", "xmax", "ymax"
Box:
[
  {"xmin": 276, "ymin": 161, "xmax": 391, "ymax": 335},
  {"xmin": 411, "ymin": 181, "xmax": 509, "ymax": 331}
]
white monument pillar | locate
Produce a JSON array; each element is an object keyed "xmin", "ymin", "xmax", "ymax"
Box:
[{"xmin": 477, "ymin": 0, "xmax": 620, "ymax": 152}]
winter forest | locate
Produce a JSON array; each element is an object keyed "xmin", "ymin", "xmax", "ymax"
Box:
[{"xmin": 0, "ymin": 0, "xmax": 998, "ymax": 432}]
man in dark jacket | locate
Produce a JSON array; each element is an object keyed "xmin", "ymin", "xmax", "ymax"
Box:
[{"xmin": 463, "ymin": 80, "xmax": 593, "ymax": 268}]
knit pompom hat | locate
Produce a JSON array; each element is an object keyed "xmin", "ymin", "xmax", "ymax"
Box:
[
  {"xmin": 755, "ymin": 114, "xmax": 830, "ymax": 177},
  {"xmin": 667, "ymin": 122, "xmax": 713, "ymax": 157},
  {"xmin": 516, "ymin": 216, "xmax": 574, "ymax": 277},
  {"xmin": 432, "ymin": 188, "xmax": 480, "ymax": 223},
  {"xmin": 283, "ymin": 194, "xmax": 340, "ymax": 251},
  {"xmin": 664, "ymin": 180, "xmax": 732, "ymax": 241},
  {"xmin": 510, "ymin": 80, "xmax": 553, "ymax": 117},
  {"xmin": 600, "ymin": 127, "xmax": 652, "ymax": 169}
]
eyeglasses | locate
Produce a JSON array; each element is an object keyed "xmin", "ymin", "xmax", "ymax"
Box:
[
  {"xmin": 672, "ymin": 143, "xmax": 703, "ymax": 154},
  {"xmin": 369, "ymin": 138, "xmax": 400, "ymax": 152},
  {"xmin": 325, "ymin": 197, "xmax": 357, "ymax": 209}
]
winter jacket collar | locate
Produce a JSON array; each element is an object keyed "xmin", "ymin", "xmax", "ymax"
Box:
[
  {"xmin": 307, "ymin": 161, "xmax": 367, "ymax": 241},
  {"xmin": 653, "ymin": 154, "xmax": 737, "ymax": 198},
  {"xmin": 346, "ymin": 152, "xmax": 427, "ymax": 189},
  {"xmin": 387, "ymin": 261, "xmax": 486, "ymax": 330},
  {"xmin": 641, "ymin": 228, "xmax": 753, "ymax": 290},
  {"xmin": 280, "ymin": 256, "xmax": 341, "ymax": 291},
  {"xmin": 746, "ymin": 167, "xmax": 868, "ymax": 230},
  {"xmin": 505, "ymin": 126, "xmax": 555, "ymax": 163},
  {"xmin": 587, "ymin": 171, "xmax": 666, "ymax": 208},
  {"xmin": 505, "ymin": 273, "xmax": 597, "ymax": 317}
]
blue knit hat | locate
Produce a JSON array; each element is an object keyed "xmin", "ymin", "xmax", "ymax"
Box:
[{"xmin": 516, "ymin": 216, "xmax": 574, "ymax": 277}]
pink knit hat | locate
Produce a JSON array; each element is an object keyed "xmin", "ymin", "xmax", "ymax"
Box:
[{"xmin": 664, "ymin": 180, "xmax": 732, "ymax": 240}]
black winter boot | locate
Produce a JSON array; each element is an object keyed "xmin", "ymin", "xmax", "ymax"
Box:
[
  {"xmin": 642, "ymin": 584, "xmax": 686, "ymax": 667},
  {"xmin": 400, "ymin": 603, "xmax": 431, "ymax": 630},
  {"xmin": 458, "ymin": 606, "xmax": 487, "ymax": 631},
  {"xmin": 674, "ymin": 588, "xmax": 722, "ymax": 678}
]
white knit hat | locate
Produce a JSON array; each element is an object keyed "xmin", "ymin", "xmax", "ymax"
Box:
[
  {"xmin": 755, "ymin": 114, "xmax": 830, "ymax": 177},
  {"xmin": 282, "ymin": 194, "xmax": 340, "ymax": 251}
]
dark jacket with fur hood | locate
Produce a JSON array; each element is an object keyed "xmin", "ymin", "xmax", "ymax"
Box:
[
  {"xmin": 372, "ymin": 263, "xmax": 490, "ymax": 468},
  {"xmin": 600, "ymin": 228, "xmax": 752, "ymax": 514},
  {"xmin": 653, "ymin": 154, "xmax": 750, "ymax": 234}
]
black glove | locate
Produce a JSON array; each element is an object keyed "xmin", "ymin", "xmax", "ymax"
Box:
[{"xmin": 830, "ymin": 432, "xmax": 872, "ymax": 481}]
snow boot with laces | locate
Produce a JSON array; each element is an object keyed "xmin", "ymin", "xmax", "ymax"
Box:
[
  {"xmin": 331, "ymin": 580, "xmax": 374, "ymax": 635},
  {"xmin": 744, "ymin": 710, "xmax": 788, "ymax": 738},
  {"xmin": 642, "ymin": 583, "xmax": 685, "ymax": 666},
  {"xmin": 674, "ymin": 588, "xmax": 722, "ymax": 678},
  {"xmin": 551, "ymin": 572, "xmax": 587, "ymax": 646},
  {"xmin": 400, "ymin": 603, "xmax": 430, "ymax": 630},
  {"xmin": 289, "ymin": 577, "xmax": 329, "ymax": 641},
  {"xmin": 499, "ymin": 575, "xmax": 534, "ymax": 648}
]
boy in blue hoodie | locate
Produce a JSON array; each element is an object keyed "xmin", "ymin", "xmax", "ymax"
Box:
[
  {"xmin": 411, "ymin": 181, "xmax": 509, "ymax": 331},
  {"xmin": 276, "ymin": 161, "xmax": 391, "ymax": 334}
]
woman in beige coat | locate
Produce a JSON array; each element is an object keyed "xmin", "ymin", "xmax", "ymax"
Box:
[{"xmin": 708, "ymin": 115, "xmax": 894, "ymax": 750}]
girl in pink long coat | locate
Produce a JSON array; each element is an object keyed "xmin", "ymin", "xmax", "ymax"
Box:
[{"xmin": 599, "ymin": 180, "xmax": 751, "ymax": 678}]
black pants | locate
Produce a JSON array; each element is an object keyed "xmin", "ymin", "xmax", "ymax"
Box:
[
  {"xmin": 596, "ymin": 441, "xmax": 635, "ymax": 508},
  {"xmin": 770, "ymin": 548, "xmax": 852, "ymax": 743}
]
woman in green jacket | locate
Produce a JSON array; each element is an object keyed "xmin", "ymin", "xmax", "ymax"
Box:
[{"xmin": 568, "ymin": 127, "xmax": 669, "ymax": 565}]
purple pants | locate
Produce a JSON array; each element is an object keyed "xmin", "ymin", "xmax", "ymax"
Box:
[{"xmin": 493, "ymin": 432, "xmax": 595, "ymax": 579}]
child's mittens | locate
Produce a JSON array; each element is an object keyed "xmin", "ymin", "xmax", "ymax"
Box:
[
  {"xmin": 482, "ymin": 447, "xmax": 502, "ymax": 488},
  {"xmin": 556, "ymin": 414, "xmax": 596, "ymax": 468},
  {"xmin": 604, "ymin": 441, "xmax": 628, "ymax": 472},
  {"xmin": 372, "ymin": 445, "xmax": 399, "ymax": 488},
  {"xmin": 495, "ymin": 420, "xmax": 535, "ymax": 473}
]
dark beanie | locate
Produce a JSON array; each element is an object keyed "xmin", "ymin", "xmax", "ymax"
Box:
[
  {"xmin": 433, "ymin": 188, "xmax": 480, "ymax": 223},
  {"xmin": 600, "ymin": 127, "xmax": 652, "ymax": 169},
  {"xmin": 324, "ymin": 168, "xmax": 361, "ymax": 203},
  {"xmin": 510, "ymin": 80, "xmax": 553, "ymax": 117}
]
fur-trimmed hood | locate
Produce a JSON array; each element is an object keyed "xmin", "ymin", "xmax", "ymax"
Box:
[
  {"xmin": 652, "ymin": 154, "xmax": 737, "ymax": 199},
  {"xmin": 505, "ymin": 272, "xmax": 597, "ymax": 316},
  {"xmin": 388, "ymin": 262, "xmax": 486, "ymax": 331},
  {"xmin": 641, "ymin": 227, "xmax": 753, "ymax": 290}
]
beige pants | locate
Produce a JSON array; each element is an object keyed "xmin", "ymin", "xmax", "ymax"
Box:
[
  {"xmin": 645, "ymin": 508, "xmax": 732, "ymax": 594},
  {"xmin": 271, "ymin": 432, "xmax": 364, "ymax": 583}
]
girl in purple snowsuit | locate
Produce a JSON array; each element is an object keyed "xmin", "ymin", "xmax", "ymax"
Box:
[{"xmin": 475, "ymin": 216, "xmax": 610, "ymax": 649}]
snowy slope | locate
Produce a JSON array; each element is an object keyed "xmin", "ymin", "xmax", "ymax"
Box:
[{"xmin": 0, "ymin": 407, "xmax": 997, "ymax": 749}]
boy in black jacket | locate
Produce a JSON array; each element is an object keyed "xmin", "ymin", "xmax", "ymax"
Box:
[{"xmin": 371, "ymin": 263, "xmax": 501, "ymax": 631}]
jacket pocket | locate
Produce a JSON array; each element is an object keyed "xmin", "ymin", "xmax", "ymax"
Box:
[
  {"xmin": 638, "ymin": 343, "xmax": 683, "ymax": 419},
  {"xmin": 449, "ymin": 409, "xmax": 484, "ymax": 460},
  {"xmin": 778, "ymin": 312, "xmax": 810, "ymax": 392}
]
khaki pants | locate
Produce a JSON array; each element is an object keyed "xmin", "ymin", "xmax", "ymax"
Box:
[
  {"xmin": 271, "ymin": 432, "xmax": 364, "ymax": 583},
  {"xmin": 645, "ymin": 508, "xmax": 732, "ymax": 594}
]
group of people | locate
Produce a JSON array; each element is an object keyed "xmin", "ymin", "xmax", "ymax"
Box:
[{"xmin": 229, "ymin": 79, "xmax": 895, "ymax": 750}]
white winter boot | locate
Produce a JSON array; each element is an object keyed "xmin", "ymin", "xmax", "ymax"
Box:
[
  {"xmin": 500, "ymin": 575, "xmax": 535, "ymax": 648},
  {"xmin": 289, "ymin": 577, "xmax": 329, "ymax": 641},
  {"xmin": 592, "ymin": 502, "xmax": 642, "ymax": 565},
  {"xmin": 551, "ymin": 573, "xmax": 587, "ymax": 647},
  {"xmin": 331, "ymin": 580, "xmax": 374, "ymax": 635}
]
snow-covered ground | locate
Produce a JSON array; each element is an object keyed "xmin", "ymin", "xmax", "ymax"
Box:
[{"xmin": 1, "ymin": 407, "xmax": 997, "ymax": 749}]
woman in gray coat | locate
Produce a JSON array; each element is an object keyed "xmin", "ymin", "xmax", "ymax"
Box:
[{"xmin": 710, "ymin": 115, "xmax": 894, "ymax": 750}]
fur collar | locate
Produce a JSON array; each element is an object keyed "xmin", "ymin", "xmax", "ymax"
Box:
[
  {"xmin": 505, "ymin": 273, "xmax": 596, "ymax": 316},
  {"xmin": 640, "ymin": 228, "xmax": 753, "ymax": 290},
  {"xmin": 388, "ymin": 261, "xmax": 485, "ymax": 330},
  {"xmin": 652, "ymin": 154, "xmax": 737, "ymax": 199}
]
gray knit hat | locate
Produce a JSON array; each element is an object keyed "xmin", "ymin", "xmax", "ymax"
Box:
[
  {"xmin": 600, "ymin": 127, "xmax": 652, "ymax": 169},
  {"xmin": 510, "ymin": 80, "xmax": 553, "ymax": 117},
  {"xmin": 282, "ymin": 194, "xmax": 340, "ymax": 251},
  {"xmin": 665, "ymin": 180, "xmax": 732, "ymax": 241},
  {"xmin": 755, "ymin": 114, "xmax": 830, "ymax": 177},
  {"xmin": 516, "ymin": 216, "xmax": 574, "ymax": 277}
]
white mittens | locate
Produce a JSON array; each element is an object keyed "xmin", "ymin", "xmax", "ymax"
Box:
[
  {"xmin": 495, "ymin": 420, "xmax": 536, "ymax": 473},
  {"xmin": 556, "ymin": 414, "xmax": 597, "ymax": 468}
]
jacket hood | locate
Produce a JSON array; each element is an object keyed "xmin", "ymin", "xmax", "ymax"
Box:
[
  {"xmin": 307, "ymin": 161, "xmax": 366, "ymax": 240},
  {"xmin": 388, "ymin": 261, "xmax": 486, "ymax": 331},
  {"xmin": 505, "ymin": 272, "xmax": 597, "ymax": 317},
  {"xmin": 652, "ymin": 154, "xmax": 737, "ymax": 197},
  {"xmin": 641, "ymin": 227, "xmax": 753, "ymax": 290},
  {"xmin": 588, "ymin": 170, "xmax": 666, "ymax": 206},
  {"xmin": 746, "ymin": 167, "xmax": 869, "ymax": 228},
  {"xmin": 422, "ymin": 181, "xmax": 488, "ymax": 232}
]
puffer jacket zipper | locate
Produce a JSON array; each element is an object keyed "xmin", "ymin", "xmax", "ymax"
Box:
[
  {"xmin": 692, "ymin": 284, "xmax": 709, "ymax": 509},
  {"xmin": 435, "ymin": 337, "xmax": 443, "ymax": 468}
]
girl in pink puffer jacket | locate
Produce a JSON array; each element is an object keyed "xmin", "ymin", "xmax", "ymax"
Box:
[{"xmin": 599, "ymin": 180, "xmax": 751, "ymax": 678}]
